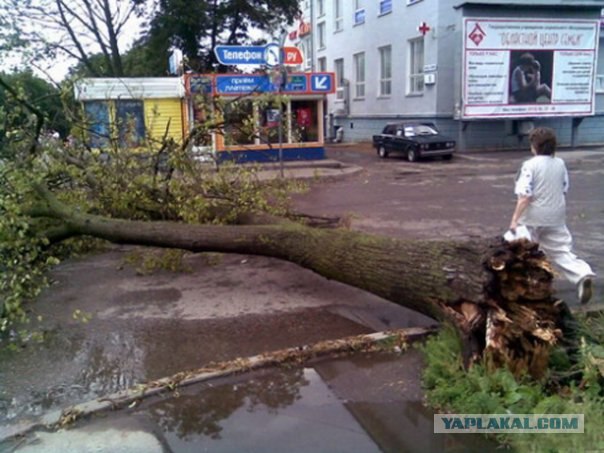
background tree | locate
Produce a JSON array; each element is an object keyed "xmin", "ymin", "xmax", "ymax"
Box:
[
  {"xmin": 0, "ymin": 70, "xmax": 70, "ymax": 150},
  {"xmin": 1, "ymin": 0, "xmax": 299, "ymax": 78},
  {"xmin": 144, "ymin": 0, "xmax": 300, "ymax": 72},
  {"xmin": 121, "ymin": 36, "xmax": 172, "ymax": 77},
  {"xmin": 0, "ymin": 0, "xmax": 149, "ymax": 78}
]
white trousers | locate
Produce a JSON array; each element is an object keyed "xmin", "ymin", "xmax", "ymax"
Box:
[{"xmin": 526, "ymin": 225, "xmax": 595, "ymax": 285}]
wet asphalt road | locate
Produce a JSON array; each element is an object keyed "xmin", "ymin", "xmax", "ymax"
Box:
[
  {"xmin": 1, "ymin": 144, "xmax": 602, "ymax": 451},
  {"xmin": 297, "ymin": 143, "xmax": 604, "ymax": 301}
]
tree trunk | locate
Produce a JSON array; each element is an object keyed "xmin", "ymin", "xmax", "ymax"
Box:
[{"xmin": 35, "ymin": 187, "xmax": 569, "ymax": 378}]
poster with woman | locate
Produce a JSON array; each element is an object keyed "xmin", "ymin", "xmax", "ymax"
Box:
[{"xmin": 462, "ymin": 18, "xmax": 598, "ymax": 118}]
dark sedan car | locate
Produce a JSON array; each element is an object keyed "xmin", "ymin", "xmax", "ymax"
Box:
[{"xmin": 372, "ymin": 122, "xmax": 456, "ymax": 162}]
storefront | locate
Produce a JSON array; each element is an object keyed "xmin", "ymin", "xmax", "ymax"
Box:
[
  {"xmin": 74, "ymin": 73, "xmax": 334, "ymax": 162},
  {"xmin": 74, "ymin": 78, "xmax": 185, "ymax": 149},
  {"xmin": 185, "ymin": 72, "xmax": 334, "ymax": 162}
]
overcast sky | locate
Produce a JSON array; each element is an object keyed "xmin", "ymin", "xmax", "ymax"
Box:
[{"xmin": 0, "ymin": 1, "xmax": 146, "ymax": 83}]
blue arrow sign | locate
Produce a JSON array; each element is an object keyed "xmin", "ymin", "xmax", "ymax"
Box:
[
  {"xmin": 214, "ymin": 45, "xmax": 267, "ymax": 65},
  {"xmin": 310, "ymin": 74, "xmax": 333, "ymax": 92}
]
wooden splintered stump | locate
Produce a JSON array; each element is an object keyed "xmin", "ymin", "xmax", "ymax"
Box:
[{"xmin": 483, "ymin": 239, "xmax": 565, "ymax": 378}]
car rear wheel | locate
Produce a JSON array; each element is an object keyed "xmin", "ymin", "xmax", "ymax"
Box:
[
  {"xmin": 378, "ymin": 146, "xmax": 389, "ymax": 158},
  {"xmin": 407, "ymin": 148, "xmax": 419, "ymax": 162}
]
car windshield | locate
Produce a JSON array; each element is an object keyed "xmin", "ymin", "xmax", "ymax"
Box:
[{"xmin": 404, "ymin": 124, "xmax": 438, "ymax": 137}]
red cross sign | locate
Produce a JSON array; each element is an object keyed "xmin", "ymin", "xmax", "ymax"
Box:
[{"xmin": 418, "ymin": 22, "xmax": 431, "ymax": 35}]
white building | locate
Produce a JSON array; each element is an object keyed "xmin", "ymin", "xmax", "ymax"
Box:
[{"xmin": 300, "ymin": 0, "xmax": 604, "ymax": 150}]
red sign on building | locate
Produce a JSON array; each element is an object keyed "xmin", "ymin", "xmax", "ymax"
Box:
[
  {"xmin": 299, "ymin": 21, "xmax": 311, "ymax": 37},
  {"xmin": 282, "ymin": 47, "xmax": 304, "ymax": 65}
]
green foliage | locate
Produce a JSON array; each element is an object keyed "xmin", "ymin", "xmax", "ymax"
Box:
[
  {"xmin": 121, "ymin": 38, "xmax": 171, "ymax": 77},
  {"xmin": 0, "ymin": 159, "xmax": 105, "ymax": 340},
  {"xmin": 124, "ymin": 248, "xmax": 192, "ymax": 275},
  {"xmin": 421, "ymin": 323, "xmax": 604, "ymax": 452},
  {"xmin": 0, "ymin": 72, "xmax": 61, "ymax": 149},
  {"xmin": 0, "ymin": 170, "xmax": 53, "ymax": 332},
  {"xmin": 72, "ymin": 308, "xmax": 92, "ymax": 323},
  {"xmin": 0, "ymin": 80, "xmax": 306, "ymax": 343}
]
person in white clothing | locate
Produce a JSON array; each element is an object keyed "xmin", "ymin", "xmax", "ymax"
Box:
[{"xmin": 509, "ymin": 127, "xmax": 595, "ymax": 304}]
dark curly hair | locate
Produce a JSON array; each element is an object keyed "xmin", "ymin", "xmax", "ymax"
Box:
[{"xmin": 529, "ymin": 127, "xmax": 557, "ymax": 156}]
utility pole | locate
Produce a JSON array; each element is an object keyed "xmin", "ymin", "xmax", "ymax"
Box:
[
  {"xmin": 277, "ymin": 31, "xmax": 288, "ymax": 178},
  {"xmin": 277, "ymin": 71, "xmax": 285, "ymax": 178}
]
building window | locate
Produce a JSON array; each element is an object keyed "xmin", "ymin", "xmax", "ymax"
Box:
[
  {"xmin": 334, "ymin": 0, "xmax": 343, "ymax": 32},
  {"xmin": 596, "ymin": 75, "xmax": 604, "ymax": 93},
  {"xmin": 225, "ymin": 100, "xmax": 256, "ymax": 145},
  {"xmin": 317, "ymin": 22, "xmax": 325, "ymax": 49},
  {"xmin": 297, "ymin": 42, "xmax": 310, "ymax": 70},
  {"xmin": 354, "ymin": 0, "xmax": 365, "ymax": 25},
  {"xmin": 354, "ymin": 52, "xmax": 365, "ymax": 98},
  {"xmin": 292, "ymin": 100, "xmax": 319, "ymax": 142},
  {"xmin": 334, "ymin": 58, "xmax": 345, "ymax": 100},
  {"xmin": 379, "ymin": 46, "xmax": 392, "ymax": 96},
  {"xmin": 597, "ymin": 47, "xmax": 604, "ymax": 93},
  {"xmin": 317, "ymin": 0, "xmax": 325, "ymax": 16},
  {"xmin": 379, "ymin": 0, "xmax": 392, "ymax": 15},
  {"xmin": 84, "ymin": 101, "xmax": 111, "ymax": 148},
  {"xmin": 408, "ymin": 38, "xmax": 425, "ymax": 94},
  {"xmin": 317, "ymin": 22, "xmax": 326, "ymax": 49},
  {"xmin": 318, "ymin": 57, "xmax": 327, "ymax": 72},
  {"xmin": 116, "ymin": 100, "xmax": 145, "ymax": 147}
]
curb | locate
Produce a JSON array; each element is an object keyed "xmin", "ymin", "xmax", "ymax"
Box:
[
  {"xmin": 256, "ymin": 163, "xmax": 364, "ymax": 183},
  {"xmin": 0, "ymin": 326, "xmax": 436, "ymax": 442}
]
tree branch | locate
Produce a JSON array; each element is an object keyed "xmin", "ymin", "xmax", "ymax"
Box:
[
  {"xmin": 78, "ymin": 0, "xmax": 115, "ymax": 75},
  {"xmin": 55, "ymin": 0, "xmax": 102, "ymax": 77},
  {"xmin": 100, "ymin": 0, "xmax": 124, "ymax": 76},
  {"xmin": 0, "ymin": 76, "xmax": 45, "ymax": 156}
]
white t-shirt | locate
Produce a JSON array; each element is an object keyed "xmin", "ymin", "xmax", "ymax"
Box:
[{"xmin": 514, "ymin": 155, "xmax": 569, "ymax": 226}]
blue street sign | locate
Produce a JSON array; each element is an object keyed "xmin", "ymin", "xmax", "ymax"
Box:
[
  {"xmin": 214, "ymin": 45, "xmax": 267, "ymax": 65},
  {"xmin": 189, "ymin": 75, "xmax": 213, "ymax": 94},
  {"xmin": 213, "ymin": 73, "xmax": 333, "ymax": 96},
  {"xmin": 310, "ymin": 74, "xmax": 333, "ymax": 92},
  {"xmin": 215, "ymin": 75, "xmax": 272, "ymax": 95},
  {"xmin": 283, "ymin": 74, "xmax": 307, "ymax": 92},
  {"xmin": 215, "ymin": 74, "xmax": 308, "ymax": 95}
]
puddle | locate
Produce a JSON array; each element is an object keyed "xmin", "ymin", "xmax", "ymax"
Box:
[
  {"xmin": 0, "ymin": 310, "xmax": 371, "ymax": 426},
  {"xmin": 2, "ymin": 350, "xmax": 499, "ymax": 452},
  {"xmin": 0, "ymin": 325, "xmax": 143, "ymax": 423},
  {"xmin": 18, "ymin": 350, "xmax": 496, "ymax": 453}
]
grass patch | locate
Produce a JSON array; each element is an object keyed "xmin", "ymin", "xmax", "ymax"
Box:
[{"xmin": 421, "ymin": 316, "xmax": 604, "ymax": 452}]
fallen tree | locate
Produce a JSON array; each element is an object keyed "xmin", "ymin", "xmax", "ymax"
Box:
[
  {"xmin": 0, "ymin": 76, "xmax": 574, "ymax": 380},
  {"xmin": 27, "ymin": 182, "xmax": 570, "ymax": 379}
]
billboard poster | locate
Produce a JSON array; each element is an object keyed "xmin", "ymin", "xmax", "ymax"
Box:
[{"xmin": 462, "ymin": 19, "xmax": 600, "ymax": 119}]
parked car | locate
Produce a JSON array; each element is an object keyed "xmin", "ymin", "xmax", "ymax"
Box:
[{"xmin": 372, "ymin": 122, "xmax": 456, "ymax": 162}]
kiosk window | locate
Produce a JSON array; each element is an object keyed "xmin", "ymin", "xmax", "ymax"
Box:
[
  {"xmin": 291, "ymin": 100, "xmax": 318, "ymax": 143},
  {"xmin": 84, "ymin": 101, "xmax": 111, "ymax": 148},
  {"xmin": 116, "ymin": 100, "xmax": 145, "ymax": 147},
  {"xmin": 223, "ymin": 100, "xmax": 255, "ymax": 145},
  {"xmin": 259, "ymin": 102, "xmax": 284, "ymax": 145}
]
